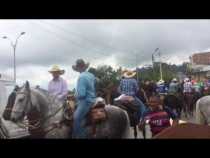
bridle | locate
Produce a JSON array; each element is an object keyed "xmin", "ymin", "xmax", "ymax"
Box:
[{"xmin": 10, "ymin": 90, "xmax": 69, "ymax": 135}]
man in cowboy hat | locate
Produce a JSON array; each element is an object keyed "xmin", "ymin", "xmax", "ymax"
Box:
[
  {"xmin": 48, "ymin": 65, "xmax": 68, "ymax": 101},
  {"xmin": 72, "ymin": 59, "xmax": 96, "ymax": 138},
  {"xmin": 168, "ymin": 78, "xmax": 179, "ymax": 95},
  {"xmin": 156, "ymin": 79, "xmax": 168, "ymax": 95},
  {"xmin": 118, "ymin": 70, "xmax": 146, "ymax": 121}
]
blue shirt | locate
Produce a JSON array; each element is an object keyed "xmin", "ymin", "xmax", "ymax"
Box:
[
  {"xmin": 156, "ymin": 84, "xmax": 168, "ymax": 94},
  {"xmin": 76, "ymin": 71, "xmax": 96, "ymax": 103},
  {"xmin": 119, "ymin": 78, "xmax": 139, "ymax": 96}
]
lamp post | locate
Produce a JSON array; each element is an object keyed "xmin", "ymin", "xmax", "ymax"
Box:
[
  {"xmin": 3, "ymin": 32, "xmax": 26, "ymax": 85},
  {"xmin": 152, "ymin": 48, "xmax": 163, "ymax": 80}
]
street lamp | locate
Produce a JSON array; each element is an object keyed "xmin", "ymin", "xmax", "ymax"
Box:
[
  {"xmin": 152, "ymin": 48, "xmax": 163, "ymax": 80},
  {"xmin": 2, "ymin": 32, "xmax": 26, "ymax": 85}
]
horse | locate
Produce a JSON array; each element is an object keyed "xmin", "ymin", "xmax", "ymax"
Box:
[
  {"xmin": 2, "ymin": 87, "xmax": 19, "ymax": 121},
  {"xmin": 195, "ymin": 95, "xmax": 210, "ymax": 125},
  {"xmin": 9, "ymin": 81, "xmax": 131, "ymax": 139},
  {"xmin": 163, "ymin": 93, "xmax": 183, "ymax": 118},
  {"xmin": 10, "ymin": 81, "xmax": 72, "ymax": 138},
  {"xmin": 113, "ymin": 96, "xmax": 141, "ymax": 139},
  {"xmin": 67, "ymin": 96, "xmax": 131, "ymax": 139}
]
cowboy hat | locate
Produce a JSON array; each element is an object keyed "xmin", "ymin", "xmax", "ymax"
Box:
[
  {"xmin": 172, "ymin": 78, "xmax": 177, "ymax": 82},
  {"xmin": 123, "ymin": 70, "xmax": 136, "ymax": 78},
  {"xmin": 48, "ymin": 65, "xmax": 65, "ymax": 75},
  {"xmin": 157, "ymin": 79, "xmax": 165, "ymax": 85},
  {"xmin": 184, "ymin": 78, "xmax": 190, "ymax": 82},
  {"xmin": 72, "ymin": 59, "xmax": 90, "ymax": 72}
]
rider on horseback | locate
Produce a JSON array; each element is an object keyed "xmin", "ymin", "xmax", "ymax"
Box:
[
  {"xmin": 118, "ymin": 70, "xmax": 146, "ymax": 121},
  {"xmin": 48, "ymin": 65, "xmax": 68, "ymax": 102},
  {"xmin": 168, "ymin": 78, "xmax": 179, "ymax": 95},
  {"xmin": 156, "ymin": 80, "xmax": 168, "ymax": 96},
  {"xmin": 72, "ymin": 59, "xmax": 96, "ymax": 138}
]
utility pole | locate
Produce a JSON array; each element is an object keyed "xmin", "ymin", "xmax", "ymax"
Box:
[
  {"xmin": 158, "ymin": 51, "xmax": 163, "ymax": 80},
  {"xmin": 135, "ymin": 52, "xmax": 139, "ymax": 82}
]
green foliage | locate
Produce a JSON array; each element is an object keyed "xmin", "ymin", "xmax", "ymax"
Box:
[
  {"xmin": 138, "ymin": 62, "xmax": 189, "ymax": 83},
  {"xmin": 88, "ymin": 62, "xmax": 189, "ymax": 91},
  {"xmin": 88, "ymin": 65, "xmax": 121, "ymax": 92}
]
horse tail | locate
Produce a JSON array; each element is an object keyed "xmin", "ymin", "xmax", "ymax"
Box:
[{"xmin": 195, "ymin": 98, "xmax": 206, "ymax": 125}]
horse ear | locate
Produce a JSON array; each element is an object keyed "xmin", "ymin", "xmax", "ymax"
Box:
[{"xmin": 25, "ymin": 81, "xmax": 30, "ymax": 90}]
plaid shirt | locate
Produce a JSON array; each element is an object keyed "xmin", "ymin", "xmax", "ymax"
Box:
[
  {"xmin": 119, "ymin": 78, "xmax": 139, "ymax": 96},
  {"xmin": 183, "ymin": 82, "xmax": 193, "ymax": 93}
]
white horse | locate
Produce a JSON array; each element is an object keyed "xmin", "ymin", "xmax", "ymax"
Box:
[
  {"xmin": 10, "ymin": 81, "xmax": 71, "ymax": 138},
  {"xmin": 195, "ymin": 95, "xmax": 210, "ymax": 125}
]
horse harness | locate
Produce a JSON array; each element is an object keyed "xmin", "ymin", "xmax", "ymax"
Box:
[{"xmin": 12, "ymin": 91, "xmax": 72, "ymax": 137}]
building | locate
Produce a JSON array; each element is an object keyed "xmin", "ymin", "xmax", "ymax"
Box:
[
  {"xmin": 190, "ymin": 52, "xmax": 210, "ymax": 81},
  {"xmin": 191, "ymin": 52, "xmax": 210, "ymax": 65}
]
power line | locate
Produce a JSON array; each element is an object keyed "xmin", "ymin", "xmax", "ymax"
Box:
[
  {"xmin": 35, "ymin": 21, "xmax": 109, "ymax": 57},
  {"xmin": 26, "ymin": 21, "xmax": 146, "ymax": 65},
  {"xmin": 40, "ymin": 20, "xmax": 133, "ymax": 54},
  {"xmin": 38, "ymin": 20, "xmax": 143, "ymax": 61},
  {"xmin": 27, "ymin": 21, "xmax": 104, "ymax": 60}
]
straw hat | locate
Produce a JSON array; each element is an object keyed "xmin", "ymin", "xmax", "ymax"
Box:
[
  {"xmin": 72, "ymin": 59, "xmax": 90, "ymax": 72},
  {"xmin": 123, "ymin": 70, "xmax": 136, "ymax": 78},
  {"xmin": 157, "ymin": 79, "xmax": 165, "ymax": 85},
  {"xmin": 172, "ymin": 78, "xmax": 177, "ymax": 82},
  {"xmin": 48, "ymin": 65, "xmax": 65, "ymax": 75},
  {"xmin": 184, "ymin": 78, "xmax": 190, "ymax": 82}
]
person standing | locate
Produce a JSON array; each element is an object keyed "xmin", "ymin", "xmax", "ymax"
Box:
[
  {"xmin": 48, "ymin": 65, "xmax": 68, "ymax": 102},
  {"xmin": 72, "ymin": 59, "xmax": 96, "ymax": 138}
]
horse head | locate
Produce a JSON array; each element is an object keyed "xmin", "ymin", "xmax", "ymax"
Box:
[{"xmin": 10, "ymin": 81, "xmax": 34, "ymax": 123}]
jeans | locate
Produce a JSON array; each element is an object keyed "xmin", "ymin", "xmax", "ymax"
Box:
[
  {"xmin": 134, "ymin": 97, "xmax": 146, "ymax": 121},
  {"xmin": 72, "ymin": 99, "xmax": 94, "ymax": 138}
]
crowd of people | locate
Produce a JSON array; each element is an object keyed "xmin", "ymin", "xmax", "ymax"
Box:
[{"xmin": 7, "ymin": 59, "xmax": 210, "ymax": 138}]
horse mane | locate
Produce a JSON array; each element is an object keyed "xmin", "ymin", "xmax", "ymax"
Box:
[{"xmin": 35, "ymin": 87, "xmax": 49, "ymax": 96}]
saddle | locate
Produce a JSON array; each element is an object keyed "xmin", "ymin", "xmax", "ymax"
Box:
[
  {"xmin": 114, "ymin": 95, "xmax": 139, "ymax": 112},
  {"xmin": 88, "ymin": 98, "xmax": 107, "ymax": 124},
  {"xmin": 114, "ymin": 95, "xmax": 139, "ymax": 127}
]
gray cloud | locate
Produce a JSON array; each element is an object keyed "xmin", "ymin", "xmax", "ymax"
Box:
[{"xmin": 1, "ymin": 20, "xmax": 210, "ymax": 88}]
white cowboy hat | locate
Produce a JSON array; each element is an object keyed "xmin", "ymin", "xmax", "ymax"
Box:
[
  {"xmin": 48, "ymin": 65, "xmax": 65, "ymax": 75},
  {"xmin": 72, "ymin": 59, "xmax": 90, "ymax": 72},
  {"xmin": 184, "ymin": 78, "xmax": 190, "ymax": 82},
  {"xmin": 157, "ymin": 79, "xmax": 165, "ymax": 85},
  {"xmin": 172, "ymin": 78, "xmax": 177, "ymax": 82},
  {"xmin": 123, "ymin": 70, "xmax": 136, "ymax": 78}
]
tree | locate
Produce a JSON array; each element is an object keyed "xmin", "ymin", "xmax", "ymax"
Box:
[{"xmin": 88, "ymin": 65, "xmax": 121, "ymax": 104}]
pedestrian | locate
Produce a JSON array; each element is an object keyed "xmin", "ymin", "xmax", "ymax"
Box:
[{"xmin": 138, "ymin": 95, "xmax": 178, "ymax": 137}]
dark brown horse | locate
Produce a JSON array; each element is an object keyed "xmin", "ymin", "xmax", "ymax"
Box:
[{"xmin": 163, "ymin": 94, "xmax": 183, "ymax": 118}]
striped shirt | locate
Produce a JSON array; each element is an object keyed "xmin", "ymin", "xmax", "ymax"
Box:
[{"xmin": 119, "ymin": 78, "xmax": 139, "ymax": 96}]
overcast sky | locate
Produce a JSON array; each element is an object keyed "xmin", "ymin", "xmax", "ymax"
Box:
[{"xmin": 1, "ymin": 19, "xmax": 210, "ymax": 90}]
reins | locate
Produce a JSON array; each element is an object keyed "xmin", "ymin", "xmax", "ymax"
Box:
[{"xmin": 10, "ymin": 91, "xmax": 68, "ymax": 134}]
